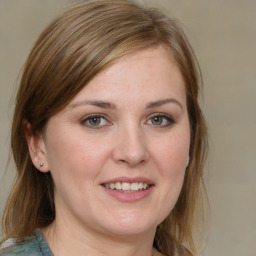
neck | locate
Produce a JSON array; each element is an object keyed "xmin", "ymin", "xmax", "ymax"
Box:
[{"xmin": 42, "ymin": 219, "xmax": 160, "ymax": 256}]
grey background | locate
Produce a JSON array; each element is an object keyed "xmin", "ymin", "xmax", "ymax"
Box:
[{"xmin": 1, "ymin": 0, "xmax": 255, "ymax": 255}]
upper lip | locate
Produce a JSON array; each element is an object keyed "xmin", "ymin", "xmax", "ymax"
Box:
[{"xmin": 101, "ymin": 176, "xmax": 154, "ymax": 185}]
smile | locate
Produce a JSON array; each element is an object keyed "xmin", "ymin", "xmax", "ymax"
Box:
[{"xmin": 102, "ymin": 182, "xmax": 150, "ymax": 192}]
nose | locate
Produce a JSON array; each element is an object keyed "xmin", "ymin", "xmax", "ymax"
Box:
[{"xmin": 112, "ymin": 125, "xmax": 149, "ymax": 168}]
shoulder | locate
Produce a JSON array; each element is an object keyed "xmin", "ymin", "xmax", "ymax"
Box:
[
  {"xmin": 0, "ymin": 230, "xmax": 47, "ymax": 256},
  {"xmin": 0, "ymin": 236, "xmax": 40, "ymax": 256}
]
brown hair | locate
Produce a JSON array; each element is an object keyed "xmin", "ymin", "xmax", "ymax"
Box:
[{"xmin": 1, "ymin": 1, "xmax": 208, "ymax": 255}]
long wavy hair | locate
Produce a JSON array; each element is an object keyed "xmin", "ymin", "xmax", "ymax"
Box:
[{"xmin": 1, "ymin": 1, "xmax": 208, "ymax": 255}]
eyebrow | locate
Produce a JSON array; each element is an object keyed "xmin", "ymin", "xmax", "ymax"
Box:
[
  {"xmin": 69, "ymin": 100, "xmax": 116, "ymax": 109},
  {"xmin": 146, "ymin": 98, "xmax": 183, "ymax": 110},
  {"xmin": 69, "ymin": 98, "xmax": 183, "ymax": 110}
]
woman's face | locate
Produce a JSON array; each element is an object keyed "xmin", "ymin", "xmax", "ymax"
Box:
[{"xmin": 38, "ymin": 46, "xmax": 190, "ymax": 238}]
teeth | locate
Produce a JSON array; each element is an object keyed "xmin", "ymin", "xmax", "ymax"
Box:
[
  {"xmin": 130, "ymin": 183, "xmax": 139, "ymax": 191},
  {"xmin": 138, "ymin": 182, "xmax": 144, "ymax": 190},
  {"xmin": 104, "ymin": 182, "xmax": 150, "ymax": 191},
  {"xmin": 122, "ymin": 182, "xmax": 131, "ymax": 190},
  {"xmin": 115, "ymin": 182, "xmax": 122, "ymax": 190}
]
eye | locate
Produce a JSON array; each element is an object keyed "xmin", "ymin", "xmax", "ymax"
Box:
[
  {"xmin": 146, "ymin": 113, "xmax": 175, "ymax": 128},
  {"xmin": 81, "ymin": 114, "xmax": 111, "ymax": 128}
]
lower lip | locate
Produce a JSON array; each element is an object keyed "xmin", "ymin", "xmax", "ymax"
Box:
[{"xmin": 102, "ymin": 186, "xmax": 154, "ymax": 202}]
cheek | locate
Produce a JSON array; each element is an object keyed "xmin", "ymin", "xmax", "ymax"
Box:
[
  {"xmin": 151, "ymin": 129, "xmax": 190, "ymax": 210},
  {"xmin": 44, "ymin": 128, "xmax": 110, "ymax": 185},
  {"xmin": 43, "ymin": 130, "xmax": 105, "ymax": 208},
  {"xmin": 153, "ymin": 130, "xmax": 190, "ymax": 174}
]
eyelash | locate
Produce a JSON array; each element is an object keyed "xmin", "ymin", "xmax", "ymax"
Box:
[
  {"xmin": 146, "ymin": 113, "xmax": 175, "ymax": 128},
  {"xmin": 81, "ymin": 114, "xmax": 111, "ymax": 129},
  {"xmin": 80, "ymin": 113, "xmax": 175, "ymax": 129}
]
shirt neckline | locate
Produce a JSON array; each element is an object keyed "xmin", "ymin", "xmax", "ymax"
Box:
[{"xmin": 35, "ymin": 228, "xmax": 54, "ymax": 256}]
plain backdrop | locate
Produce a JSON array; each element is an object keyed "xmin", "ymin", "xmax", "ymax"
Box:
[{"xmin": 0, "ymin": 1, "xmax": 255, "ymax": 255}]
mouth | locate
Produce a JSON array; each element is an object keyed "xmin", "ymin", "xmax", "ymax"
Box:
[
  {"xmin": 102, "ymin": 182, "xmax": 152, "ymax": 193},
  {"xmin": 101, "ymin": 177, "xmax": 154, "ymax": 202}
]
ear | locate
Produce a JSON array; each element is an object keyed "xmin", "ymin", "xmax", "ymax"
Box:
[{"xmin": 24, "ymin": 121, "xmax": 49, "ymax": 173}]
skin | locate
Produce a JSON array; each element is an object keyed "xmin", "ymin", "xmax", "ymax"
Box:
[{"xmin": 28, "ymin": 46, "xmax": 190, "ymax": 256}]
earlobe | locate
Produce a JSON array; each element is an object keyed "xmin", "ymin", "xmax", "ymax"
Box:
[{"xmin": 24, "ymin": 121, "xmax": 49, "ymax": 173}]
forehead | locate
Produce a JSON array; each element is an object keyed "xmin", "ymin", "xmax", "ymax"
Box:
[{"xmin": 68, "ymin": 46, "xmax": 186, "ymax": 107}]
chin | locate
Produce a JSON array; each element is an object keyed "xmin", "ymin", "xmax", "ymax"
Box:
[{"xmin": 97, "ymin": 212, "xmax": 161, "ymax": 238}]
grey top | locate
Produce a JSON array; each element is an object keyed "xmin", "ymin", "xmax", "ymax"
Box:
[{"xmin": 0, "ymin": 229, "xmax": 54, "ymax": 256}]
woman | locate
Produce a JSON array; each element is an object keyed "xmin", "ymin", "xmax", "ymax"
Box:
[{"xmin": 0, "ymin": 0, "xmax": 208, "ymax": 255}]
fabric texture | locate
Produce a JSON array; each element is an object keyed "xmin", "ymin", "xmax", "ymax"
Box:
[{"xmin": 0, "ymin": 229, "xmax": 54, "ymax": 256}]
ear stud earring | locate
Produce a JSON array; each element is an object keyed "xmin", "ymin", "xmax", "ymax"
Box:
[{"xmin": 39, "ymin": 163, "xmax": 44, "ymax": 168}]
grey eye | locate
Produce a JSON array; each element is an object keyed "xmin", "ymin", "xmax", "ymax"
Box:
[
  {"xmin": 151, "ymin": 116, "xmax": 164, "ymax": 125},
  {"xmin": 146, "ymin": 114, "xmax": 175, "ymax": 127},
  {"xmin": 81, "ymin": 115, "xmax": 109, "ymax": 128},
  {"xmin": 88, "ymin": 117, "xmax": 102, "ymax": 126}
]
